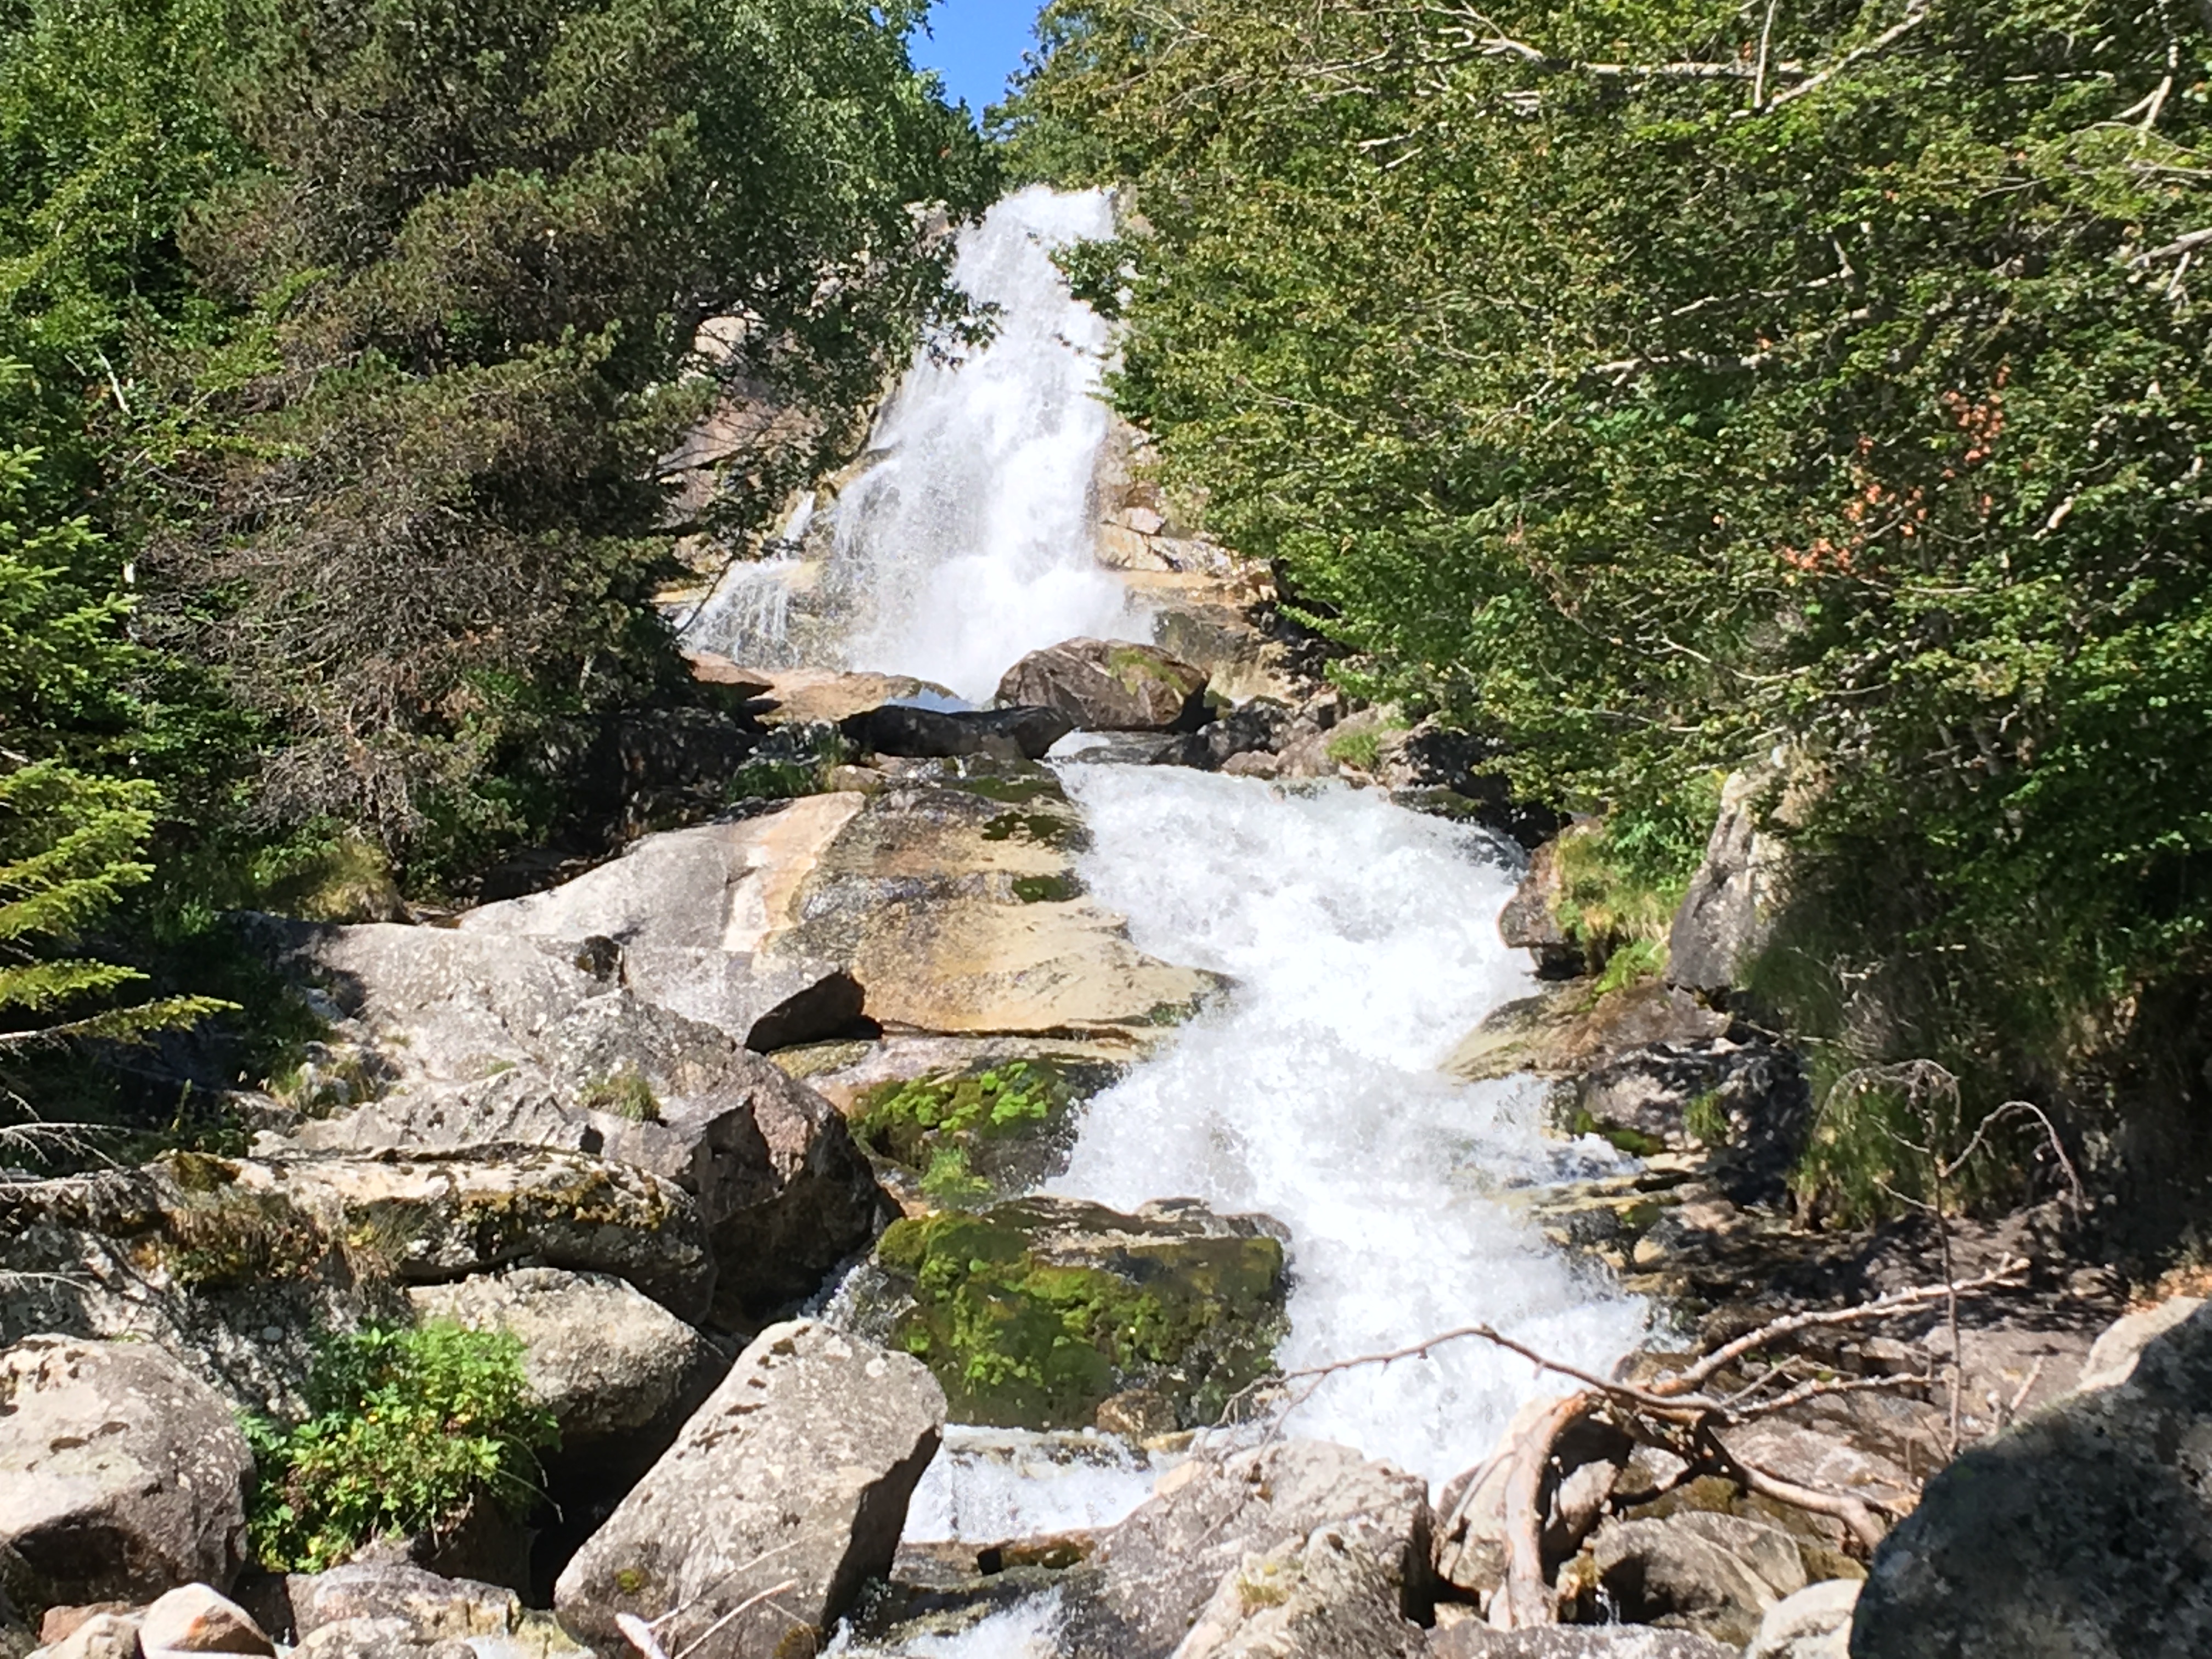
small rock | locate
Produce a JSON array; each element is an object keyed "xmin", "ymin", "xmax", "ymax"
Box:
[
  {"xmin": 0, "ymin": 1335, "xmax": 253, "ymax": 1605},
  {"xmin": 553, "ymin": 1320, "xmax": 945, "ymax": 1659},
  {"xmin": 136, "ymin": 1587, "xmax": 271, "ymax": 1656},
  {"xmin": 1745, "ymin": 1577, "xmax": 1860, "ymax": 1659},
  {"xmin": 994, "ymin": 638, "xmax": 1211, "ymax": 732}
]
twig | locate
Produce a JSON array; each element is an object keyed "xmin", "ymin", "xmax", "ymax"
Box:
[
  {"xmin": 1727, "ymin": 1452, "xmax": 1887, "ymax": 1550},
  {"xmin": 668, "ymin": 1579, "xmax": 800, "ymax": 1659},
  {"xmin": 1757, "ymin": 1, "xmax": 1928, "ymax": 113},
  {"xmin": 1752, "ymin": 0, "xmax": 1781, "ymax": 109}
]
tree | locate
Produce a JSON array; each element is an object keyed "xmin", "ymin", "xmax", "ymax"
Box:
[
  {"xmin": 127, "ymin": 0, "xmax": 997, "ymax": 861},
  {"xmin": 1006, "ymin": 0, "xmax": 2212, "ymax": 1151}
]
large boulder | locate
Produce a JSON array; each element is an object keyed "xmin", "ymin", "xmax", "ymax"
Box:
[
  {"xmin": 765, "ymin": 762, "xmax": 1222, "ymax": 1037},
  {"xmin": 1585, "ymin": 1511, "xmax": 1808, "ymax": 1647},
  {"xmin": 859, "ymin": 1195, "xmax": 1288, "ymax": 1431},
  {"xmin": 1070, "ymin": 1439, "xmax": 1432, "ymax": 1659},
  {"xmin": 0, "ymin": 1336, "xmax": 253, "ymax": 1609},
  {"xmin": 1850, "ymin": 1299, "xmax": 2212, "ymax": 1657},
  {"xmin": 994, "ymin": 638, "xmax": 1211, "ymax": 732},
  {"xmin": 1665, "ymin": 769, "xmax": 1787, "ymax": 996},
  {"xmin": 555, "ymin": 1320, "xmax": 944, "ymax": 1659},
  {"xmin": 406, "ymin": 1271, "xmax": 710, "ymax": 1448},
  {"xmin": 838, "ymin": 703, "xmax": 1074, "ymax": 762}
]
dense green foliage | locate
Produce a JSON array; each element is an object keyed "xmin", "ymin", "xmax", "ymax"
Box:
[
  {"xmin": 0, "ymin": 0, "xmax": 992, "ymax": 1116},
  {"xmin": 1003, "ymin": 0, "xmax": 2212, "ymax": 1179},
  {"xmin": 245, "ymin": 1321, "xmax": 558, "ymax": 1571}
]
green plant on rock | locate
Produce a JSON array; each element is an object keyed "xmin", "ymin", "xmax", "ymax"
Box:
[
  {"xmin": 246, "ymin": 1321, "xmax": 558, "ymax": 1572},
  {"xmin": 1323, "ymin": 727, "xmax": 1383, "ymax": 772},
  {"xmin": 578, "ymin": 1066, "xmax": 659, "ymax": 1122}
]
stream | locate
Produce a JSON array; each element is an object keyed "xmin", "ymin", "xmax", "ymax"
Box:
[{"xmin": 685, "ymin": 185, "xmax": 1648, "ymax": 1653}]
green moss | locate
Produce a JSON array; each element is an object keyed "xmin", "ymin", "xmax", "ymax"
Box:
[
  {"xmin": 1684, "ymin": 1088, "xmax": 1730, "ymax": 1147},
  {"xmin": 1567, "ymin": 1107, "xmax": 1669, "ymax": 1159},
  {"xmin": 872, "ymin": 1201, "xmax": 1288, "ymax": 1430},
  {"xmin": 855, "ymin": 1063, "xmax": 1076, "ymax": 1204},
  {"xmin": 1012, "ymin": 872, "xmax": 1081, "ymax": 904},
  {"xmin": 1105, "ymin": 645, "xmax": 1189, "ymax": 688},
  {"xmin": 952, "ymin": 771, "xmax": 1068, "ymax": 806}
]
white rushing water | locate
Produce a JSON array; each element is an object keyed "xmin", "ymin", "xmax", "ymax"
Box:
[
  {"xmin": 800, "ymin": 187, "xmax": 1647, "ymax": 1650},
  {"xmin": 821, "ymin": 186, "xmax": 1144, "ymax": 700}
]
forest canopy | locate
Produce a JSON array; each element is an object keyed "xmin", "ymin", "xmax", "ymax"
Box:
[
  {"xmin": 0, "ymin": 0, "xmax": 991, "ymax": 1096},
  {"xmin": 998, "ymin": 0, "xmax": 2212, "ymax": 1140}
]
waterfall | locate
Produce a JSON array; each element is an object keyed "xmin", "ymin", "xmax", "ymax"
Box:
[{"xmin": 821, "ymin": 185, "xmax": 1145, "ymax": 702}]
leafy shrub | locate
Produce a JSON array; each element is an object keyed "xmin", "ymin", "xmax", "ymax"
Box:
[{"xmin": 246, "ymin": 1321, "xmax": 557, "ymax": 1572}]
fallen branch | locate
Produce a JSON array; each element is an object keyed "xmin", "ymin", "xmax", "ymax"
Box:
[{"xmin": 1490, "ymin": 1393, "xmax": 1593, "ymax": 1630}]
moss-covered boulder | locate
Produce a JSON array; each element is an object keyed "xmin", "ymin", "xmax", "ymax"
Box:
[
  {"xmin": 866, "ymin": 1195, "xmax": 1289, "ymax": 1432},
  {"xmin": 850, "ymin": 1058, "xmax": 1115, "ymax": 1205}
]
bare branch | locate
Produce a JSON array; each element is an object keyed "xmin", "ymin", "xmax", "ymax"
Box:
[{"xmin": 1754, "ymin": 2, "xmax": 1929, "ymax": 114}]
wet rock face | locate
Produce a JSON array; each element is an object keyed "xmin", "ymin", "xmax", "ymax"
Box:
[
  {"xmin": 1429, "ymin": 1627, "xmax": 1739, "ymax": 1657},
  {"xmin": 1070, "ymin": 1439, "xmax": 1432, "ymax": 1659},
  {"xmin": 994, "ymin": 637, "xmax": 1212, "ymax": 732},
  {"xmin": 0, "ymin": 1335, "xmax": 253, "ymax": 1608},
  {"xmin": 861, "ymin": 1195, "xmax": 1289, "ymax": 1432},
  {"xmin": 1851, "ymin": 1300, "xmax": 2212, "ymax": 1658},
  {"xmin": 554, "ymin": 1320, "xmax": 945, "ymax": 1659}
]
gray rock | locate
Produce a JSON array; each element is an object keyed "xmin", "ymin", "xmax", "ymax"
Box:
[
  {"xmin": 1587, "ymin": 1511, "xmax": 1806, "ymax": 1647},
  {"xmin": 136, "ymin": 1583, "xmax": 273, "ymax": 1655},
  {"xmin": 1665, "ymin": 769, "xmax": 1785, "ymax": 996},
  {"xmin": 292, "ymin": 1616, "xmax": 453, "ymax": 1659},
  {"xmin": 1428, "ymin": 1626, "xmax": 1736, "ymax": 1657},
  {"xmin": 288, "ymin": 1564, "xmax": 517, "ymax": 1643},
  {"xmin": 1497, "ymin": 837, "xmax": 1585, "ymax": 980},
  {"xmin": 839, "ymin": 703, "xmax": 1074, "ymax": 762},
  {"xmin": 1175, "ymin": 1526, "xmax": 1429, "ymax": 1659},
  {"xmin": 0, "ymin": 1335, "xmax": 253, "ymax": 1606},
  {"xmin": 1076, "ymin": 1439, "xmax": 1432, "ymax": 1659},
  {"xmin": 554, "ymin": 1320, "xmax": 945, "ymax": 1659},
  {"xmin": 2071, "ymin": 1294, "xmax": 2205, "ymax": 1395},
  {"xmin": 1745, "ymin": 1577, "xmax": 1858, "ymax": 1659},
  {"xmin": 612, "ymin": 946, "xmax": 862, "ymax": 1054},
  {"xmin": 1571, "ymin": 1036, "xmax": 1811, "ymax": 1203},
  {"xmin": 406, "ymin": 1272, "xmax": 709, "ymax": 1447},
  {"xmin": 1851, "ymin": 1300, "xmax": 2212, "ymax": 1658},
  {"xmin": 994, "ymin": 638, "xmax": 1211, "ymax": 732}
]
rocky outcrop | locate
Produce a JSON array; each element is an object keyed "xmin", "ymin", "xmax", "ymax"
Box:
[
  {"xmin": 1664, "ymin": 769, "xmax": 1785, "ymax": 996},
  {"xmin": 0, "ymin": 1336, "xmax": 253, "ymax": 1609},
  {"xmin": 293, "ymin": 1043, "xmax": 887, "ymax": 1325},
  {"xmin": 1496, "ymin": 838, "xmax": 1588, "ymax": 980},
  {"xmin": 555, "ymin": 1321, "xmax": 945, "ymax": 1659},
  {"xmin": 839, "ymin": 703, "xmax": 1074, "ymax": 762},
  {"xmin": 1569, "ymin": 1034, "xmax": 1812, "ymax": 1204},
  {"xmin": 407, "ymin": 1271, "xmax": 710, "ymax": 1447},
  {"xmin": 0, "ymin": 1150, "xmax": 713, "ymax": 1416},
  {"xmin": 860, "ymin": 1196, "xmax": 1289, "ymax": 1431},
  {"xmin": 995, "ymin": 638, "xmax": 1211, "ymax": 732},
  {"xmin": 1850, "ymin": 1299, "xmax": 2212, "ymax": 1657},
  {"xmin": 1063, "ymin": 1441, "xmax": 1429, "ymax": 1659}
]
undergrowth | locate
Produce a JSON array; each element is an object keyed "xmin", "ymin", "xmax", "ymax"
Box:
[{"xmin": 245, "ymin": 1322, "xmax": 557, "ymax": 1572}]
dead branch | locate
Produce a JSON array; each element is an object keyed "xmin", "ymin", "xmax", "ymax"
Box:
[
  {"xmin": 1754, "ymin": 1, "xmax": 1929, "ymax": 113},
  {"xmin": 1489, "ymin": 1393, "xmax": 1593, "ymax": 1630},
  {"xmin": 1724, "ymin": 1452, "xmax": 1887, "ymax": 1550}
]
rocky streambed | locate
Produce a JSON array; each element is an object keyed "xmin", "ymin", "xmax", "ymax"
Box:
[{"xmin": 7, "ymin": 184, "xmax": 2211, "ymax": 1659}]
